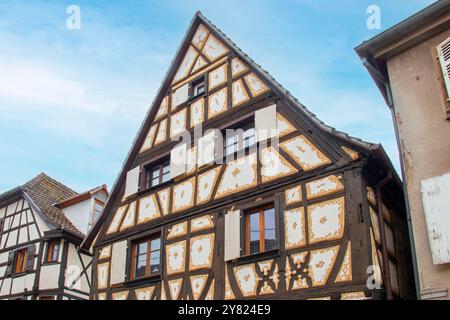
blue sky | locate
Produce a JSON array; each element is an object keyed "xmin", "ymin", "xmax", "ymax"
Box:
[{"xmin": 0, "ymin": 0, "xmax": 436, "ymax": 193}]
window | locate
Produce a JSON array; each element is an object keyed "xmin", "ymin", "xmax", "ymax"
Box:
[
  {"xmin": 245, "ymin": 205, "xmax": 276, "ymax": 255},
  {"xmin": 46, "ymin": 240, "xmax": 60, "ymax": 263},
  {"xmin": 89, "ymin": 199, "xmax": 104, "ymax": 231},
  {"xmin": 146, "ymin": 161, "xmax": 170, "ymax": 188},
  {"xmin": 191, "ymin": 77, "xmax": 205, "ymax": 98},
  {"xmin": 224, "ymin": 125, "xmax": 255, "ymax": 157},
  {"xmin": 131, "ymin": 237, "xmax": 161, "ymax": 279},
  {"xmin": 14, "ymin": 248, "xmax": 27, "ymax": 273}
]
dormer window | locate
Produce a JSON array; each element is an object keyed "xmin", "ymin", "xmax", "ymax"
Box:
[{"xmin": 191, "ymin": 76, "xmax": 206, "ymax": 99}]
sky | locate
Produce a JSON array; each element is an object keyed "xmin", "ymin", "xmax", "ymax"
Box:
[{"xmin": 0, "ymin": 0, "xmax": 436, "ymax": 193}]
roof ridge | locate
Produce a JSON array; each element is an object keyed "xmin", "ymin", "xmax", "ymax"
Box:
[{"xmin": 23, "ymin": 172, "xmax": 78, "ymax": 196}]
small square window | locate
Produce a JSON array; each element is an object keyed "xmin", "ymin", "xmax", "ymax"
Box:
[
  {"xmin": 191, "ymin": 77, "xmax": 206, "ymax": 98},
  {"xmin": 145, "ymin": 160, "xmax": 171, "ymax": 189}
]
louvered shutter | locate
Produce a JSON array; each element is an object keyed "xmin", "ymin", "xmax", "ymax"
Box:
[
  {"xmin": 224, "ymin": 209, "xmax": 241, "ymax": 261},
  {"xmin": 124, "ymin": 167, "xmax": 140, "ymax": 198},
  {"xmin": 26, "ymin": 244, "xmax": 36, "ymax": 271},
  {"xmin": 255, "ymin": 104, "xmax": 278, "ymax": 142},
  {"xmin": 437, "ymin": 37, "xmax": 450, "ymax": 101},
  {"xmin": 170, "ymin": 143, "xmax": 187, "ymax": 179},
  {"xmin": 5, "ymin": 251, "xmax": 15, "ymax": 276}
]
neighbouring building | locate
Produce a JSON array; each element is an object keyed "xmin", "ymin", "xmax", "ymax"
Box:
[
  {"xmin": 356, "ymin": 0, "xmax": 450, "ymax": 300},
  {"xmin": 83, "ymin": 12, "xmax": 415, "ymax": 300},
  {"xmin": 0, "ymin": 173, "xmax": 108, "ymax": 300}
]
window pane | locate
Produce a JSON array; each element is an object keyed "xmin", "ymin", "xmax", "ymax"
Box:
[
  {"xmin": 244, "ymin": 128, "xmax": 255, "ymax": 148},
  {"xmin": 150, "ymin": 238, "xmax": 161, "ymax": 251},
  {"xmin": 152, "ymin": 169, "xmax": 160, "ymax": 179},
  {"xmin": 162, "ymin": 165, "xmax": 170, "ymax": 174},
  {"xmin": 249, "ymin": 213, "xmax": 260, "ymax": 254},
  {"xmin": 149, "ymin": 251, "xmax": 160, "ymax": 274},
  {"xmin": 264, "ymin": 208, "xmax": 276, "ymax": 251},
  {"xmin": 151, "ymin": 178, "xmax": 159, "ymax": 187},
  {"xmin": 135, "ymin": 253, "xmax": 147, "ymax": 278},
  {"xmin": 137, "ymin": 241, "xmax": 148, "ymax": 255},
  {"xmin": 52, "ymin": 242, "xmax": 59, "ymax": 261},
  {"xmin": 162, "ymin": 172, "xmax": 170, "ymax": 183}
]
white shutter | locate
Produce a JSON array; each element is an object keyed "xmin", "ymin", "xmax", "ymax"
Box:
[
  {"xmin": 437, "ymin": 37, "xmax": 450, "ymax": 100},
  {"xmin": 110, "ymin": 240, "xmax": 128, "ymax": 285},
  {"xmin": 172, "ymin": 83, "xmax": 189, "ymax": 109},
  {"xmin": 421, "ymin": 172, "xmax": 450, "ymax": 265},
  {"xmin": 197, "ymin": 129, "xmax": 222, "ymax": 167},
  {"xmin": 124, "ymin": 167, "xmax": 140, "ymax": 198},
  {"xmin": 255, "ymin": 104, "xmax": 278, "ymax": 142},
  {"xmin": 224, "ymin": 209, "xmax": 241, "ymax": 261},
  {"xmin": 170, "ymin": 143, "xmax": 187, "ymax": 179}
]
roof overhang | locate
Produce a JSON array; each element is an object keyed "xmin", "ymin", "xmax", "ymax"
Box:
[
  {"xmin": 355, "ymin": 0, "xmax": 450, "ymax": 106},
  {"xmin": 54, "ymin": 184, "xmax": 109, "ymax": 209},
  {"xmin": 44, "ymin": 228, "xmax": 84, "ymax": 245}
]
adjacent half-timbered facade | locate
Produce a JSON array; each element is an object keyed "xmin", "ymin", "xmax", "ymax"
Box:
[
  {"xmin": 0, "ymin": 173, "xmax": 107, "ymax": 300},
  {"xmin": 85, "ymin": 12, "xmax": 415, "ymax": 300}
]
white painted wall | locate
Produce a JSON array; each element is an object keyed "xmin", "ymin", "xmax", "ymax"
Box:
[
  {"xmin": 62, "ymin": 199, "xmax": 92, "ymax": 235},
  {"xmin": 39, "ymin": 264, "xmax": 61, "ymax": 290}
]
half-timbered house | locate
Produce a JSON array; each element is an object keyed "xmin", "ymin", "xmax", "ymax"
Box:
[
  {"xmin": 0, "ymin": 173, "xmax": 108, "ymax": 300},
  {"xmin": 84, "ymin": 12, "xmax": 415, "ymax": 300}
]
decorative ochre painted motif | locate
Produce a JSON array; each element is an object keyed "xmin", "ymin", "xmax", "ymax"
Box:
[
  {"xmin": 190, "ymin": 215, "xmax": 215, "ymax": 233},
  {"xmin": 260, "ymin": 146, "xmax": 298, "ymax": 183},
  {"xmin": 215, "ymin": 153, "xmax": 257, "ymax": 199},
  {"xmin": 190, "ymin": 274, "xmax": 208, "ymax": 300},
  {"xmin": 285, "ymin": 185, "xmax": 302, "ymax": 206},
  {"xmin": 197, "ymin": 166, "xmax": 222, "ymax": 204},
  {"xmin": 170, "ymin": 108, "xmax": 187, "ymax": 138},
  {"xmin": 166, "ymin": 240, "xmax": 187, "ymax": 275},
  {"xmin": 277, "ymin": 113, "xmax": 296, "ymax": 137},
  {"xmin": 97, "ymin": 262, "xmax": 109, "ymax": 289},
  {"xmin": 167, "ymin": 221, "xmax": 188, "ymax": 240},
  {"xmin": 172, "ymin": 177, "xmax": 196, "ymax": 213},
  {"xmin": 154, "ymin": 118, "xmax": 167, "ymax": 145},
  {"xmin": 168, "ymin": 278, "xmax": 183, "ymax": 300},
  {"xmin": 209, "ymin": 64, "xmax": 227, "ymax": 91},
  {"xmin": 280, "ymin": 135, "xmax": 331, "ymax": 171},
  {"xmin": 306, "ymin": 175, "xmax": 344, "ymax": 200},
  {"xmin": 233, "ymin": 264, "xmax": 258, "ymax": 297},
  {"xmin": 308, "ymin": 197, "xmax": 345, "ymax": 244},
  {"xmin": 106, "ymin": 204, "xmax": 128, "ymax": 234},
  {"xmin": 140, "ymin": 124, "xmax": 158, "ymax": 153},
  {"xmin": 135, "ymin": 286, "xmax": 155, "ymax": 300},
  {"xmin": 119, "ymin": 201, "xmax": 136, "ymax": 231},
  {"xmin": 244, "ymin": 73, "xmax": 269, "ymax": 97},
  {"xmin": 190, "ymin": 98, "xmax": 204, "ymax": 128},
  {"xmin": 189, "ymin": 233, "xmax": 215, "ymax": 271},
  {"xmin": 284, "ymin": 207, "xmax": 306, "ymax": 250},
  {"xmin": 138, "ymin": 194, "xmax": 160, "ymax": 224},
  {"xmin": 308, "ymin": 246, "xmax": 339, "ymax": 287},
  {"xmin": 208, "ymin": 87, "xmax": 228, "ymax": 119},
  {"xmin": 335, "ymin": 242, "xmax": 352, "ymax": 283},
  {"xmin": 157, "ymin": 187, "xmax": 171, "ymax": 216},
  {"xmin": 232, "ymin": 79, "xmax": 250, "ymax": 108},
  {"xmin": 231, "ymin": 58, "xmax": 248, "ymax": 78}
]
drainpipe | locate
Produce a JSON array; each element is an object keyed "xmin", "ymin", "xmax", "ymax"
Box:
[
  {"xmin": 376, "ymin": 174, "xmax": 393, "ymax": 300},
  {"xmin": 362, "ymin": 57, "xmax": 421, "ymax": 300}
]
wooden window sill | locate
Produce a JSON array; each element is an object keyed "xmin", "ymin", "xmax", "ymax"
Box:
[{"xmin": 236, "ymin": 249, "xmax": 280, "ymax": 265}]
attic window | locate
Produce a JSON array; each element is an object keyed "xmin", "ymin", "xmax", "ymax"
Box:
[
  {"xmin": 190, "ymin": 76, "xmax": 206, "ymax": 99},
  {"xmin": 145, "ymin": 159, "xmax": 171, "ymax": 189}
]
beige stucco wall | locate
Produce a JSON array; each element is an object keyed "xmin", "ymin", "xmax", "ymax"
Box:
[{"xmin": 387, "ymin": 29, "xmax": 450, "ymax": 299}]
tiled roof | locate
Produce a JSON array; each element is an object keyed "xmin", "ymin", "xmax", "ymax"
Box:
[{"xmin": 21, "ymin": 173, "xmax": 85, "ymax": 237}]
